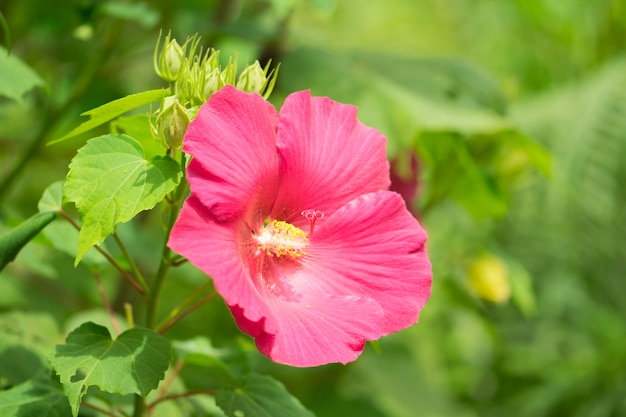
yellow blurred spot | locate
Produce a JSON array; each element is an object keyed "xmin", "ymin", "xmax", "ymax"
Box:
[{"xmin": 468, "ymin": 254, "xmax": 511, "ymax": 304}]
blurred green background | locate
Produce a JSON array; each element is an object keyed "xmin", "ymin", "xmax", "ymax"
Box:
[{"xmin": 1, "ymin": 0, "xmax": 626, "ymax": 416}]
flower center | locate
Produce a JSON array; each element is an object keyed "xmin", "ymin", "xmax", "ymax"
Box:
[{"xmin": 256, "ymin": 220, "xmax": 309, "ymax": 258}]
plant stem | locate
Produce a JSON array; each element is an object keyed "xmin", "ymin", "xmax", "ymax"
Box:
[
  {"xmin": 82, "ymin": 401, "xmax": 120, "ymax": 417},
  {"xmin": 94, "ymin": 270, "xmax": 121, "ymax": 335},
  {"xmin": 124, "ymin": 302, "xmax": 135, "ymax": 329},
  {"xmin": 146, "ymin": 212, "xmax": 175, "ymax": 330},
  {"xmin": 157, "ymin": 291, "xmax": 216, "ymax": 335},
  {"xmin": 113, "ymin": 232, "xmax": 150, "ymax": 294},
  {"xmin": 148, "ymin": 390, "xmax": 218, "ymax": 410},
  {"xmin": 149, "ymin": 360, "xmax": 184, "ymax": 416},
  {"xmin": 146, "ymin": 153, "xmax": 188, "ymax": 329},
  {"xmin": 59, "ymin": 210, "xmax": 145, "ymax": 295},
  {"xmin": 156, "ymin": 279, "xmax": 213, "ymax": 330},
  {"xmin": 133, "ymin": 395, "xmax": 146, "ymax": 417}
]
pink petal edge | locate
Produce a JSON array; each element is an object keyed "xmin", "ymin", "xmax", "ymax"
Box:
[{"xmin": 301, "ymin": 190, "xmax": 432, "ymax": 335}]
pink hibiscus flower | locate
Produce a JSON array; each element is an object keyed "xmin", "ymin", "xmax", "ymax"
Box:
[{"xmin": 168, "ymin": 85, "xmax": 431, "ymax": 367}]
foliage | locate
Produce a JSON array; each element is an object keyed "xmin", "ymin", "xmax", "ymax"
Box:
[
  {"xmin": 1, "ymin": 0, "xmax": 625, "ymax": 416},
  {"xmin": 51, "ymin": 322, "xmax": 171, "ymax": 417}
]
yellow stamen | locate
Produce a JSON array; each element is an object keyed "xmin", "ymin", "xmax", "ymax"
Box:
[{"xmin": 255, "ymin": 220, "xmax": 308, "ymax": 258}]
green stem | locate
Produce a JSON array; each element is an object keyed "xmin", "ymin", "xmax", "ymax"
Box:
[
  {"xmin": 59, "ymin": 210, "xmax": 145, "ymax": 295},
  {"xmin": 132, "ymin": 395, "xmax": 146, "ymax": 417},
  {"xmin": 156, "ymin": 279, "xmax": 213, "ymax": 330},
  {"xmin": 113, "ymin": 232, "xmax": 150, "ymax": 294},
  {"xmin": 146, "ymin": 202, "xmax": 178, "ymax": 329},
  {"xmin": 94, "ymin": 270, "xmax": 121, "ymax": 335},
  {"xmin": 157, "ymin": 291, "xmax": 216, "ymax": 335},
  {"xmin": 148, "ymin": 390, "xmax": 218, "ymax": 410},
  {"xmin": 146, "ymin": 152, "xmax": 188, "ymax": 329}
]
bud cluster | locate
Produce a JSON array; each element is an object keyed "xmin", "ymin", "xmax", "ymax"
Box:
[
  {"xmin": 153, "ymin": 31, "xmax": 278, "ymax": 106},
  {"xmin": 151, "ymin": 31, "xmax": 279, "ymax": 150}
]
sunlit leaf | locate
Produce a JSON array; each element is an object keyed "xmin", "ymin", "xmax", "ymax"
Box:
[
  {"xmin": 216, "ymin": 373, "xmax": 316, "ymax": 417},
  {"xmin": 51, "ymin": 89, "xmax": 169, "ymax": 144},
  {"xmin": 37, "ymin": 181, "xmax": 64, "ymax": 213},
  {"xmin": 41, "ymin": 220, "xmax": 109, "ymax": 266},
  {"xmin": 64, "ymin": 134, "xmax": 182, "ymax": 264},
  {"xmin": 50, "ymin": 322, "xmax": 171, "ymax": 417},
  {"xmin": 0, "ymin": 45, "xmax": 46, "ymax": 104},
  {"xmin": 0, "ymin": 211, "xmax": 57, "ymax": 272},
  {"xmin": 173, "ymin": 337, "xmax": 249, "ymax": 390},
  {"xmin": 0, "ymin": 376, "xmax": 71, "ymax": 417}
]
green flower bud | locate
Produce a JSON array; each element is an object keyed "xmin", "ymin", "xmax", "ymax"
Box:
[
  {"xmin": 154, "ymin": 31, "xmax": 185, "ymax": 82},
  {"xmin": 203, "ymin": 68, "xmax": 223, "ymax": 100},
  {"xmin": 156, "ymin": 99, "xmax": 190, "ymax": 149},
  {"xmin": 236, "ymin": 61, "xmax": 267, "ymax": 94},
  {"xmin": 165, "ymin": 41, "xmax": 184, "ymax": 77}
]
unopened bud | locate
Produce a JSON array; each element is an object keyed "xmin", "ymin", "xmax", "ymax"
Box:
[
  {"xmin": 157, "ymin": 100, "xmax": 190, "ymax": 149},
  {"xmin": 203, "ymin": 69, "xmax": 223, "ymax": 100},
  {"xmin": 236, "ymin": 61, "xmax": 267, "ymax": 94},
  {"xmin": 154, "ymin": 32, "xmax": 185, "ymax": 82}
]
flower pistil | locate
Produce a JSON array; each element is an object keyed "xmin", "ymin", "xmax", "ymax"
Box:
[{"xmin": 256, "ymin": 220, "xmax": 308, "ymax": 258}]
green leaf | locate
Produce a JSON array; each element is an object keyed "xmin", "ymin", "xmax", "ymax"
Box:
[
  {"xmin": 64, "ymin": 134, "xmax": 182, "ymax": 264},
  {"xmin": 51, "ymin": 89, "xmax": 169, "ymax": 144},
  {"xmin": 111, "ymin": 113, "xmax": 156, "ymax": 143},
  {"xmin": 0, "ymin": 211, "xmax": 57, "ymax": 272},
  {"xmin": 173, "ymin": 337, "xmax": 249, "ymax": 390},
  {"xmin": 37, "ymin": 181, "xmax": 64, "ymax": 213},
  {"xmin": 216, "ymin": 374, "xmax": 315, "ymax": 417},
  {"xmin": 0, "ymin": 311, "xmax": 61, "ymax": 385},
  {"xmin": 42, "ymin": 220, "xmax": 109, "ymax": 266},
  {"xmin": 0, "ymin": 45, "xmax": 46, "ymax": 104},
  {"xmin": 0, "ymin": 376, "xmax": 71, "ymax": 417},
  {"xmin": 50, "ymin": 322, "xmax": 171, "ymax": 417},
  {"xmin": 0, "ymin": 11, "xmax": 11, "ymax": 52},
  {"xmin": 417, "ymin": 132, "xmax": 508, "ymax": 219}
]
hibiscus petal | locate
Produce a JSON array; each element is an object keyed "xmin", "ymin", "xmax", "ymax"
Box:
[
  {"xmin": 272, "ymin": 91, "xmax": 390, "ymax": 223},
  {"xmin": 170, "ymin": 197, "xmax": 385, "ymax": 367},
  {"xmin": 302, "ymin": 191, "xmax": 432, "ymax": 335},
  {"xmin": 168, "ymin": 196, "xmax": 274, "ymax": 329},
  {"xmin": 184, "ymin": 85, "xmax": 280, "ymax": 224},
  {"xmin": 234, "ymin": 293, "xmax": 384, "ymax": 367}
]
